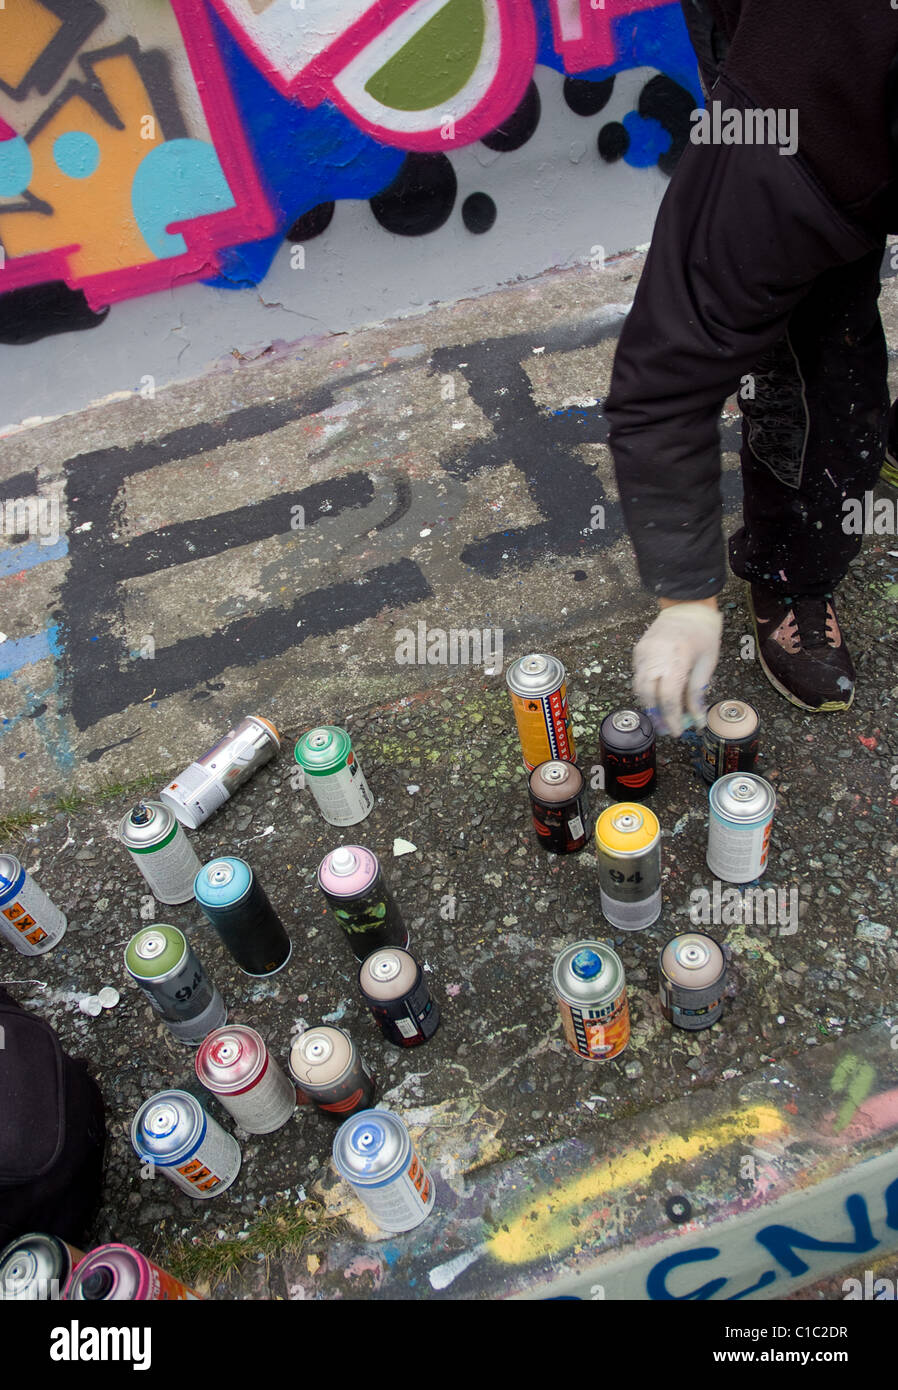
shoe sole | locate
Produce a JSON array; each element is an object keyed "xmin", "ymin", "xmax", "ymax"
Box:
[{"xmin": 747, "ymin": 587, "xmax": 855, "ymax": 714}]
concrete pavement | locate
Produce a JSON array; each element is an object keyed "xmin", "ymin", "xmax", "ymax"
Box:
[{"xmin": 0, "ymin": 248, "xmax": 896, "ymax": 1300}]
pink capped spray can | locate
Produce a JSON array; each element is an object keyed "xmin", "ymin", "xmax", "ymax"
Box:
[{"xmin": 317, "ymin": 846, "xmax": 408, "ymax": 962}]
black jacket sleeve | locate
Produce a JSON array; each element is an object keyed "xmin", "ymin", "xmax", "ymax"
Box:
[{"xmin": 603, "ymin": 73, "xmax": 881, "ymax": 599}]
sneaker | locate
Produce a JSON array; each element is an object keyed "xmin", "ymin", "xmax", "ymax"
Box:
[{"xmin": 747, "ymin": 584, "xmax": 855, "ymax": 712}]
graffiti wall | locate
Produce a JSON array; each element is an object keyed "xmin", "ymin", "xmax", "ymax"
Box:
[{"xmin": 0, "ymin": 0, "xmax": 699, "ymax": 421}]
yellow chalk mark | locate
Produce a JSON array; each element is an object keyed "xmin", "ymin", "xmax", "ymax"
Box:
[{"xmin": 488, "ymin": 1104, "xmax": 786, "ymax": 1265}]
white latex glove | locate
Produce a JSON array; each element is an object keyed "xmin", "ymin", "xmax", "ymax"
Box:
[{"xmin": 633, "ymin": 602, "xmax": 723, "ymax": 737}]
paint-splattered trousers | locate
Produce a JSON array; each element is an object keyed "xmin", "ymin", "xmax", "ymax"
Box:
[{"xmin": 604, "ymin": 69, "xmax": 891, "ymax": 601}]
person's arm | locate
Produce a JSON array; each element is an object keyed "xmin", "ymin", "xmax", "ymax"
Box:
[{"xmin": 605, "ymin": 72, "xmax": 881, "ymax": 603}]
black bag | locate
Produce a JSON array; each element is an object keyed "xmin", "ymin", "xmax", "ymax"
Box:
[{"xmin": 0, "ymin": 986, "xmax": 106, "ymax": 1248}]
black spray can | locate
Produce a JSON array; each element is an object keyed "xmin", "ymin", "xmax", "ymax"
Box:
[
  {"xmin": 528, "ymin": 760, "xmax": 588, "ymax": 853},
  {"xmin": 359, "ymin": 947, "xmax": 440, "ymax": 1048},
  {"xmin": 194, "ymin": 857, "xmax": 292, "ymax": 977},
  {"xmin": 599, "ymin": 709, "xmax": 656, "ymax": 800},
  {"xmin": 317, "ymin": 846, "xmax": 408, "ymax": 962},
  {"xmin": 288, "ymin": 1026, "xmax": 377, "ymax": 1118}
]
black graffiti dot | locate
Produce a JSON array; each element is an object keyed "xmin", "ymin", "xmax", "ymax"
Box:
[
  {"xmin": 370, "ymin": 154, "xmax": 457, "ymax": 236},
  {"xmin": 665, "ymin": 1195, "xmax": 693, "ymax": 1225},
  {"xmin": 572, "ymin": 569, "xmax": 587, "ymax": 581},
  {"xmin": 0, "ymin": 281, "xmax": 108, "ymax": 346},
  {"xmin": 598, "ymin": 122, "xmax": 630, "ymax": 162},
  {"xmin": 564, "ymin": 75, "xmax": 615, "ymax": 117},
  {"xmin": 286, "ymin": 202, "xmax": 335, "ymax": 241},
  {"xmin": 482, "ymin": 80, "xmax": 541, "ymax": 152},
  {"xmin": 462, "ymin": 192, "xmax": 497, "ymax": 234},
  {"xmin": 638, "ymin": 75, "xmax": 696, "ymax": 176}
]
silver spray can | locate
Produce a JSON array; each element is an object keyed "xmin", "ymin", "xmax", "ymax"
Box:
[
  {"xmin": 707, "ymin": 773, "xmax": 776, "ymax": 883},
  {"xmin": 0, "ymin": 1233, "xmax": 83, "ymax": 1300},
  {"xmin": 658, "ymin": 933, "xmax": 727, "ymax": 1031},
  {"xmin": 294, "ymin": 726, "xmax": 374, "ymax": 827},
  {"xmin": 131, "ymin": 1090, "xmax": 241, "ymax": 1199},
  {"xmin": 195, "ymin": 1025, "xmax": 296, "ymax": 1134},
  {"xmin": 160, "ymin": 715, "xmax": 281, "ymax": 829},
  {"xmin": 594, "ymin": 803, "xmax": 662, "ymax": 930},
  {"xmin": 118, "ymin": 801, "xmax": 202, "ymax": 904},
  {"xmin": 124, "ymin": 924, "xmax": 227, "ymax": 1045},
  {"xmin": 0, "ymin": 854, "xmax": 66, "ymax": 956},
  {"xmin": 332, "ymin": 1109, "xmax": 434, "ymax": 1233}
]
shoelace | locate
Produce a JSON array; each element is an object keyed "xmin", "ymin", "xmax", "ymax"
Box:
[{"xmin": 788, "ymin": 595, "xmax": 837, "ymax": 650}]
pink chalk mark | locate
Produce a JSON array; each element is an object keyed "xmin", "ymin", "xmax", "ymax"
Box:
[
  {"xmin": 859, "ymin": 735, "xmax": 878, "ymax": 750},
  {"xmin": 840, "ymin": 1086, "xmax": 898, "ymax": 1141},
  {"xmin": 548, "ymin": 0, "xmax": 665, "ymax": 73},
  {"xmin": 344, "ymin": 1255, "xmax": 384, "ymax": 1282}
]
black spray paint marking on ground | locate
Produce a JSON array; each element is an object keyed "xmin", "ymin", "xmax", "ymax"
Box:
[
  {"xmin": 58, "ymin": 377, "xmax": 430, "ymax": 730},
  {"xmin": 430, "ymin": 318, "xmax": 742, "ymax": 575},
  {"xmin": 56, "ymin": 325, "xmax": 742, "ymax": 731}
]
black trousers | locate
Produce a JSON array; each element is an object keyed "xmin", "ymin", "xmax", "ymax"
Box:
[
  {"xmin": 604, "ymin": 70, "xmax": 888, "ymax": 601},
  {"xmin": 729, "ymin": 246, "xmax": 890, "ymax": 598}
]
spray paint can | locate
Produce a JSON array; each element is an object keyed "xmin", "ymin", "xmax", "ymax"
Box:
[
  {"xmin": 0, "ymin": 854, "xmax": 66, "ymax": 956},
  {"xmin": 359, "ymin": 947, "xmax": 440, "ymax": 1047},
  {"xmin": 600, "ymin": 709, "xmax": 656, "ymax": 800},
  {"xmin": 0, "ymin": 1233, "xmax": 83, "ymax": 1300},
  {"xmin": 528, "ymin": 760, "xmax": 588, "ymax": 853},
  {"xmin": 289, "ymin": 1026, "xmax": 377, "ymax": 1118},
  {"xmin": 707, "ymin": 773, "xmax": 776, "ymax": 884},
  {"xmin": 659, "ymin": 933, "xmax": 727, "ymax": 1031},
  {"xmin": 294, "ymin": 726, "xmax": 374, "ymax": 827},
  {"xmin": 63, "ymin": 1245, "xmax": 201, "ymax": 1301},
  {"xmin": 194, "ymin": 857, "xmax": 292, "ymax": 976},
  {"xmin": 505, "ymin": 653, "xmax": 575, "ymax": 772},
  {"xmin": 701, "ymin": 700, "xmax": 760, "ymax": 785},
  {"xmin": 196, "ymin": 1025, "xmax": 296, "ymax": 1134},
  {"xmin": 595, "ymin": 803, "xmax": 662, "ymax": 930},
  {"xmin": 332, "ymin": 1109, "xmax": 435, "ymax": 1232},
  {"xmin": 552, "ymin": 941, "xmax": 630, "ymax": 1061},
  {"xmin": 160, "ymin": 715, "xmax": 280, "ymax": 829},
  {"xmin": 317, "ymin": 846, "xmax": 408, "ymax": 961},
  {"xmin": 131, "ymin": 1089, "xmax": 241, "ymax": 1200},
  {"xmin": 117, "ymin": 800, "xmax": 202, "ymax": 904},
  {"xmin": 124, "ymin": 924, "xmax": 227, "ymax": 1045}
]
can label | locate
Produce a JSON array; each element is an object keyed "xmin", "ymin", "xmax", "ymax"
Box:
[
  {"xmin": 161, "ymin": 1120, "xmax": 241, "ymax": 1199},
  {"xmin": 363, "ymin": 974, "xmax": 440, "ymax": 1048},
  {"xmin": 0, "ymin": 868, "xmax": 66, "ymax": 956},
  {"xmin": 348, "ymin": 1153, "xmax": 435, "ymax": 1232},
  {"xmin": 170, "ymin": 1144, "xmax": 237, "ymax": 1198},
  {"xmin": 326, "ymin": 884, "xmax": 408, "ymax": 961},
  {"xmin": 163, "ymin": 765, "xmax": 229, "ymax": 825},
  {"xmin": 530, "ymin": 792, "xmax": 588, "ymax": 853},
  {"xmin": 659, "ymin": 981, "xmax": 725, "ymax": 1030},
  {"xmin": 597, "ymin": 851, "xmax": 661, "ymax": 930},
  {"xmin": 144, "ymin": 1260, "xmax": 201, "ymax": 1301},
  {"xmin": 558, "ymin": 991, "xmax": 630, "ymax": 1061},
  {"xmin": 216, "ymin": 1057, "xmax": 296, "ymax": 1134},
  {"xmin": 139, "ymin": 980, "xmax": 226, "ymax": 1045},
  {"xmin": 304, "ymin": 1056, "xmax": 377, "ymax": 1116},
  {"xmin": 509, "ymin": 685, "xmax": 575, "ymax": 772},
  {"xmin": 707, "ymin": 809, "xmax": 773, "ymax": 883},
  {"xmin": 307, "ymin": 755, "xmax": 373, "ymax": 827},
  {"xmin": 701, "ymin": 729, "xmax": 759, "ymax": 784},
  {"xmin": 126, "ymin": 825, "xmax": 201, "ymax": 904}
]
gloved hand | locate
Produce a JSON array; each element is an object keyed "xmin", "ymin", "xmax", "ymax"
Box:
[{"xmin": 633, "ymin": 601, "xmax": 723, "ymax": 737}]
